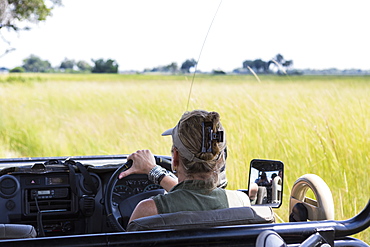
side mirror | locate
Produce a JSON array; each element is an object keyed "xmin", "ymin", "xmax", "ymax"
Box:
[{"xmin": 248, "ymin": 159, "xmax": 284, "ymax": 208}]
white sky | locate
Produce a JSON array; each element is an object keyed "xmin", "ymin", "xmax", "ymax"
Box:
[{"xmin": 1, "ymin": 0, "xmax": 370, "ymax": 72}]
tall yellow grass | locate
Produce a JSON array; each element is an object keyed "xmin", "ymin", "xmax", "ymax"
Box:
[{"xmin": 0, "ymin": 74, "xmax": 369, "ymax": 240}]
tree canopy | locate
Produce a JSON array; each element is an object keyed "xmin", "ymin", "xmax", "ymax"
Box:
[
  {"xmin": 59, "ymin": 58, "xmax": 75, "ymax": 70},
  {"xmin": 91, "ymin": 59, "xmax": 119, "ymax": 73},
  {"xmin": 0, "ymin": 0, "xmax": 62, "ymax": 58},
  {"xmin": 22, "ymin": 54, "xmax": 52, "ymax": 72},
  {"xmin": 0, "ymin": 0, "xmax": 62, "ymax": 31},
  {"xmin": 242, "ymin": 54, "xmax": 294, "ymax": 74},
  {"xmin": 76, "ymin": 60, "xmax": 92, "ymax": 72},
  {"xmin": 180, "ymin": 59, "xmax": 197, "ymax": 73}
]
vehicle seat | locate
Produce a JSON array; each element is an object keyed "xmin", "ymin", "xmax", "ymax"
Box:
[
  {"xmin": 271, "ymin": 176, "xmax": 282, "ymax": 203},
  {"xmin": 126, "ymin": 206, "xmax": 275, "ymax": 231},
  {"xmin": 0, "ymin": 224, "xmax": 37, "ymax": 239},
  {"xmin": 257, "ymin": 186, "xmax": 268, "ymax": 204}
]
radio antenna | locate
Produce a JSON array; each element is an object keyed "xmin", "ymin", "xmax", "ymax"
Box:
[{"xmin": 186, "ymin": 0, "xmax": 223, "ymax": 111}]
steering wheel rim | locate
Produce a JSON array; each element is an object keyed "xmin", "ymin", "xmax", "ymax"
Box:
[
  {"xmin": 104, "ymin": 160, "xmax": 166, "ymax": 231},
  {"xmin": 104, "ymin": 161, "xmax": 132, "ymax": 232},
  {"xmin": 290, "ymin": 174, "xmax": 334, "ymax": 221}
]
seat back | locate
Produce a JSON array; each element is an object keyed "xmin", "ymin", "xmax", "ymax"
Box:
[
  {"xmin": 0, "ymin": 224, "xmax": 37, "ymax": 239},
  {"xmin": 257, "ymin": 186, "xmax": 268, "ymax": 204},
  {"xmin": 271, "ymin": 176, "xmax": 282, "ymax": 203},
  {"xmin": 127, "ymin": 206, "xmax": 275, "ymax": 231}
]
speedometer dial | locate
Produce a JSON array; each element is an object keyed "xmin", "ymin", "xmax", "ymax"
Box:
[
  {"xmin": 113, "ymin": 185, "xmax": 133, "ymax": 205},
  {"xmin": 114, "ymin": 185, "xmax": 133, "ymax": 195},
  {"xmin": 144, "ymin": 184, "xmax": 161, "ymax": 192}
]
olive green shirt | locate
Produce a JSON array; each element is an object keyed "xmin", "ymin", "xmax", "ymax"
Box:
[{"xmin": 152, "ymin": 180, "xmax": 250, "ymax": 214}]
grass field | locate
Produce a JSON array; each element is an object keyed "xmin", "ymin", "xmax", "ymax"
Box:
[{"xmin": 0, "ymin": 73, "xmax": 369, "ymax": 241}]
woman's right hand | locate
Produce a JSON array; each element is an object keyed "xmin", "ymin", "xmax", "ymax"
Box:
[{"xmin": 118, "ymin": 150, "xmax": 156, "ymax": 179}]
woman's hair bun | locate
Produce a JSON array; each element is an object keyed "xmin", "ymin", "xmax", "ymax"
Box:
[{"xmin": 177, "ymin": 110, "xmax": 226, "ymax": 174}]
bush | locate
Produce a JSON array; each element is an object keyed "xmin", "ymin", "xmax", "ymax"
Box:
[{"xmin": 9, "ymin": 67, "xmax": 25, "ymax": 73}]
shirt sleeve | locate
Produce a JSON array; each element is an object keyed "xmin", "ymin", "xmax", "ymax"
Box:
[{"xmin": 225, "ymin": 190, "xmax": 251, "ymax": 207}]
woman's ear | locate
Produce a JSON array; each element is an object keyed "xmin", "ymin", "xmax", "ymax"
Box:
[{"xmin": 172, "ymin": 148, "xmax": 179, "ymax": 172}]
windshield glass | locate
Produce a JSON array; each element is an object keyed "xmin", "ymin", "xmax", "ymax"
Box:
[{"xmin": 0, "ymin": 3, "xmax": 369, "ymax": 242}]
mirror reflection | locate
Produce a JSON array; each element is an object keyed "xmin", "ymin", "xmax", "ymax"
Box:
[{"xmin": 248, "ymin": 159, "xmax": 284, "ymax": 208}]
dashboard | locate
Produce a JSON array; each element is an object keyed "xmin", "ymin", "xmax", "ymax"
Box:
[
  {"xmin": 113, "ymin": 175, "xmax": 161, "ymax": 205},
  {"xmin": 0, "ymin": 155, "xmax": 171, "ymax": 236}
]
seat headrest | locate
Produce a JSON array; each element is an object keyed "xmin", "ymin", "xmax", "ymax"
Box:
[{"xmin": 127, "ymin": 206, "xmax": 274, "ymax": 231}]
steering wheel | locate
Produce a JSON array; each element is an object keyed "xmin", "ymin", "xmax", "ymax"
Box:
[
  {"xmin": 289, "ymin": 174, "xmax": 334, "ymax": 221},
  {"xmin": 104, "ymin": 160, "xmax": 165, "ymax": 231}
]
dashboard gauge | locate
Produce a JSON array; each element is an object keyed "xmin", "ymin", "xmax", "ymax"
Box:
[
  {"xmin": 144, "ymin": 184, "xmax": 161, "ymax": 192},
  {"xmin": 114, "ymin": 185, "xmax": 133, "ymax": 195},
  {"xmin": 133, "ymin": 187, "xmax": 143, "ymax": 194},
  {"xmin": 112, "ymin": 185, "xmax": 133, "ymax": 205}
]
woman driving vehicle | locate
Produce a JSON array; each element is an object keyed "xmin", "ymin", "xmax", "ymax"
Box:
[{"xmin": 118, "ymin": 110, "xmax": 251, "ymax": 222}]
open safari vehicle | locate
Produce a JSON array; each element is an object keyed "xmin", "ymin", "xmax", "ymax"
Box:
[{"xmin": 0, "ymin": 154, "xmax": 368, "ymax": 246}]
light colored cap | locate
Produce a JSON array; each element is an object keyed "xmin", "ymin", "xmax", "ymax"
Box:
[
  {"xmin": 162, "ymin": 124, "xmax": 205, "ymax": 163},
  {"xmin": 161, "ymin": 128, "xmax": 174, "ymax": 136}
]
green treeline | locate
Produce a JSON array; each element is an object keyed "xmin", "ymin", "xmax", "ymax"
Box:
[{"xmin": 8, "ymin": 54, "xmax": 297, "ymax": 75}]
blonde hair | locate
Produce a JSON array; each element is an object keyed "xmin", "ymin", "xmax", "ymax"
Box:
[{"xmin": 176, "ymin": 110, "xmax": 226, "ymax": 185}]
